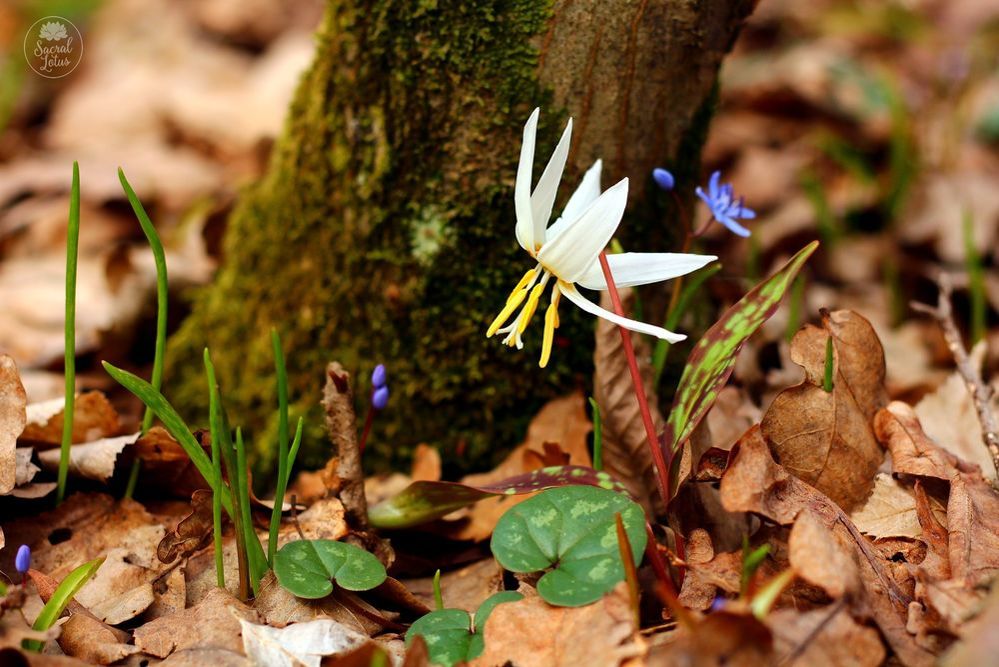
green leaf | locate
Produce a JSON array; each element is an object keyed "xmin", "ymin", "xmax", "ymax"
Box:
[
  {"xmin": 663, "ymin": 241, "xmax": 818, "ymax": 494},
  {"xmin": 24, "ymin": 557, "xmax": 104, "ymax": 651},
  {"xmin": 273, "ymin": 539, "xmax": 386, "ymax": 599},
  {"xmin": 369, "ymin": 465, "xmax": 630, "ymax": 529},
  {"xmin": 490, "ymin": 486, "xmax": 646, "ymax": 607},
  {"xmin": 405, "ymin": 592, "xmax": 523, "ymax": 667}
]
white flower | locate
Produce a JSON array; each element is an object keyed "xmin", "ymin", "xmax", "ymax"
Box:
[
  {"xmin": 487, "ymin": 108, "xmax": 717, "ymax": 367},
  {"xmin": 39, "ymin": 21, "xmax": 68, "ymax": 41}
]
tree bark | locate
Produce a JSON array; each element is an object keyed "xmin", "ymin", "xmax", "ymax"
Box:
[{"xmin": 165, "ymin": 0, "xmax": 755, "ymax": 478}]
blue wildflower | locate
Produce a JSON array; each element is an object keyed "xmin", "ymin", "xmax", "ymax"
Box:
[
  {"xmin": 371, "ymin": 364, "xmax": 387, "ymax": 389},
  {"xmin": 652, "ymin": 168, "xmax": 675, "ymax": 191},
  {"xmin": 695, "ymin": 171, "xmax": 756, "ymax": 238},
  {"xmin": 15, "ymin": 545, "xmax": 30, "ymax": 574},
  {"xmin": 372, "ymin": 386, "xmax": 389, "ymax": 410}
]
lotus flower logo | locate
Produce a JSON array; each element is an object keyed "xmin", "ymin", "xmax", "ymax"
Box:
[
  {"xmin": 24, "ymin": 16, "xmax": 82, "ymax": 78},
  {"xmin": 38, "ymin": 21, "xmax": 68, "ymax": 41}
]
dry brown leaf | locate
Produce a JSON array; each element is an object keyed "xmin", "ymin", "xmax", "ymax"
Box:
[
  {"xmin": 469, "ymin": 586, "xmax": 641, "ymax": 667},
  {"xmin": 875, "ymin": 402, "xmax": 972, "ymax": 481},
  {"xmin": 789, "ymin": 510, "xmax": 861, "ymax": 599},
  {"xmin": 253, "ymin": 571, "xmax": 382, "ymax": 636},
  {"xmin": 133, "ymin": 587, "xmax": 258, "ymax": 658},
  {"xmin": 770, "ymin": 603, "xmax": 886, "ymax": 667},
  {"xmin": 158, "ymin": 489, "xmax": 215, "ymax": 564},
  {"xmin": 851, "ymin": 473, "xmax": 946, "ymax": 539},
  {"xmin": 649, "ymin": 609, "xmax": 774, "ymax": 666},
  {"xmin": 57, "ymin": 613, "xmax": 140, "ymax": 664},
  {"xmin": 74, "ymin": 549, "xmax": 156, "ymax": 625},
  {"xmin": 946, "ymin": 471, "xmax": 999, "ymax": 588},
  {"xmin": 720, "ymin": 427, "xmax": 936, "ymax": 666},
  {"xmin": 145, "ymin": 565, "xmax": 187, "ymax": 621},
  {"xmin": 36, "ymin": 433, "xmax": 138, "ymax": 483},
  {"xmin": 0, "ymin": 355, "xmax": 27, "ymax": 495},
  {"xmin": 158, "ymin": 648, "xmax": 250, "ymax": 667},
  {"xmin": 761, "ymin": 311, "xmax": 886, "ymax": 511},
  {"xmin": 678, "ymin": 529, "xmax": 744, "ymax": 611},
  {"xmin": 403, "ymin": 559, "xmax": 504, "ymax": 614},
  {"xmin": 20, "ymin": 392, "xmax": 120, "ymax": 448},
  {"xmin": 939, "ymin": 582, "xmax": 999, "ymax": 666},
  {"xmin": 409, "ymin": 444, "xmax": 441, "ymax": 482},
  {"xmin": 15, "ymin": 448, "xmax": 40, "ymax": 487},
  {"xmin": 593, "ymin": 288, "xmax": 662, "ymax": 514},
  {"xmin": 240, "ymin": 617, "xmax": 368, "ymax": 666}
]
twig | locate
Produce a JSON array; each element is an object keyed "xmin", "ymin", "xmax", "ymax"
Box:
[
  {"xmin": 322, "ymin": 363, "xmax": 369, "ymax": 529},
  {"xmin": 911, "ymin": 273, "xmax": 999, "ymax": 480}
]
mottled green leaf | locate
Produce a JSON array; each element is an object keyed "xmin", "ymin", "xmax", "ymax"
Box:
[
  {"xmin": 663, "ymin": 241, "xmax": 818, "ymax": 493},
  {"xmin": 405, "ymin": 592, "xmax": 523, "ymax": 667},
  {"xmin": 273, "ymin": 539, "xmax": 386, "ymax": 599},
  {"xmin": 368, "ymin": 465, "xmax": 630, "ymax": 529},
  {"xmin": 490, "ymin": 486, "xmax": 646, "ymax": 607}
]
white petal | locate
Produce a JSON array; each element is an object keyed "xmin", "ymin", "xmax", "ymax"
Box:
[
  {"xmin": 576, "ymin": 252, "xmax": 717, "ymax": 291},
  {"xmin": 515, "ymin": 108, "xmax": 540, "ymax": 252},
  {"xmin": 536, "ymin": 178, "xmax": 628, "ymax": 282},
  {"xmin": 546, "ymin": 159, "xmax": 602, "ymax": 243},
  {"xmin": 559, "ymin": 283, "xmax": 686, "ymax": 342},
  {"xmin": 530, "ymin": 118, "xmax": 572, "ymax": 244}
]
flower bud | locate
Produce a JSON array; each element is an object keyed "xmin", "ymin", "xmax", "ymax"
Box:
[
  {"xmin": 652, "ymin": 168, "xmax": 675, "ymax": 191},
  {"xmin": 372, "ymin": 385, "xmax": 389, "ymax": 410},
  {"xmin": 15, "ymin": 544, "xmax": 31, "ymax": 574},
  {"xmin": 371, "ymin": 364, "xmax": 387, "ymax": 389}
]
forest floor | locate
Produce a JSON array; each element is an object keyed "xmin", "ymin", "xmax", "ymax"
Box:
[{"xmin": 1, "ymin": 0, "xmax": 999, "ymax": 665}]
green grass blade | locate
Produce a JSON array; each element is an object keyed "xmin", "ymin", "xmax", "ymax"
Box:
[
  {"xmin": 57, "ymin": 162, "xmax": 81, "ymax": 506},
  {"xmin": 24, "ymin": 557, "xmax": 104, "ymax": 651},
  {"xmin": 236, "ymin": 428, "xmax": 265, "ymax": 595},
  {"xmin": 268, "ymin": 329, "xmax": 290, "ymax": 566},
  {"xmin": 823, "ymin": 336, "xmax": 834, "ymax": 393},
  {"xmin": 588, "ymin": 397, "xmax": 602, "ymax": 471},
  {"xmin": 211, "ymin": 422, "xmax": 225, "ymax": 589},
  {"xmin": 102, "ymin": 361, "xmax": 233, "ymax": 516},
  {"xmin": 286, "ymin": 417, "xmax": 304, "ymax": 481}
]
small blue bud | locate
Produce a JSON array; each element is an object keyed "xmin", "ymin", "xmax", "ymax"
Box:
[
  {"xmin": 372, "ymin": 386, "xmax": 389, "ymax": 410},
  {"xmin": 371, "ymin": 364, "xmax": 387, "ymax": 389},
  {"xmin": 652, "ymin": 168, "xmax": 675, "ymax": 191},
  {"xmin": 15, "ymin": 544, "xmax": 30, "ymax": 574}
]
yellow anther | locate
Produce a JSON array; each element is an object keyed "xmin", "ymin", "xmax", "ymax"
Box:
[
  {"xmin": 539, "ymin": 289, "xmax": 561, "ymax": 368},
  {"xmin": 506, "ymin": 269, "xmax": 537, "ymax": 304},
  {"xmin": 487, "ymin": 286, "xmax": 529, "ymax": 337},
  {"xmin": 516, "ymin": 282, "xmax": 546, "ymax": 335}
]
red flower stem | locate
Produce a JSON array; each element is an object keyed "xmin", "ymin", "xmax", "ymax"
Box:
[
  {"xmin": 644, "ymin": 523, "xmax": 687, "ymax": 624},
  {"xmin": 358, "ymin": 404, "xmax": 374, "ymax": 455},
  {"xmin": 597, "ymin": 251, "xmax": 671, "ymax": 503}
]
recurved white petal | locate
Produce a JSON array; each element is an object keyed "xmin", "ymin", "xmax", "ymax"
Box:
[
  {"xmin": 576, "ymin": 252, "xmax": 717, "ymax": 291},
  {"xmin": 515, "ymin": 108, "xmax": 540, "ymax": 253},
  {"xmin": 546, "ymin": 159, "xmax": 602, "ymax": 243},
  {"xmin": 530, "ymin": 118, "xmax": 572, "ymax": 245},
  {"xmin": 559, "ymin": 282, "xmax": 686, "ymax": 342},
  {"xmin": 536, "ymin": 178, "xmax": 628, "ymax": 282}
]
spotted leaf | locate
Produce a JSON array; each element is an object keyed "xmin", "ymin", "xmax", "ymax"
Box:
[
  {"xmin": 490, "ymin": 485, "xmax": 646, "ymax": 607},
  {"xmin": 405, "ymin": 591, "xmax": 522, "ymax": 667},
  {"xmin": 273, "ymin": 539, "xmax": 386, "ymax": 599}
]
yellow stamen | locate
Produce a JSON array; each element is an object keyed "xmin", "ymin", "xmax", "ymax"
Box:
[
  {"xmin": 516, "ymin": 282, "xmax": 546, "ymax": 335},
  {"xmin": 506, "ymin": 269, "xmax": 537, "ymax": 303},
  {"xmin": 487, "ymin": 286, "xmax": 529, "ymax": 337},
  {"xmin": 539, "ymin": 288, "xmax": 561, "ymax": 368}
]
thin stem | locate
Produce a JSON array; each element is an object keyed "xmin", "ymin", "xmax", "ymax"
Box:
[
  {"xmin": 235, "ymin": 428, "xmax": 262, "ymax": 596},
  {"xmin": 56, "ymin": 162, "xmax": 80, "ymax": 506},
  {"xmin": 597, "ymin": 251, "xmax": 671, "ymax": 504},
  {"xmin": 211, "ymin": 427, "xmax": 225, "ymax": 588},
  {"xmin": 643, "ymin": 523, "xmax": 687, "ymax": 626},
  {"xmin": 268, "ymin": 329, "xmax": 290, "ymax": 566},
  {"xmin": 588, "ymin": 397, "xmax": 603, "ymax": 471},
  {"xmin": 119, "ymin": 168, "xmax": 169, "ymax": 499},
  {"xmin": 358, "ymin": 406, "xmax": 375, "ymax": 455},
  {"xmin": 614, "ymin": 513, "xmax": 640, "ymax": 631}
]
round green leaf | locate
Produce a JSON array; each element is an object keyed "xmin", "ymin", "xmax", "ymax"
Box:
[
  {"xmin": 490, "ymin": 485, "xmax": 646, "ymax": 607},
  {"xmin": 405, "ymin": 609, "xmax": 472, "ymax": 667},
  {"xmin": 406, "ymin": 591, "xmax": 523, "ymax": 667},
  {"xmin": 273, "ymin": 539, "xmax": 386, "ymax": 599}
]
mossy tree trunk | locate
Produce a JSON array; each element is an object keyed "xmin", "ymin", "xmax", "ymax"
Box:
[{"xmin": 166, "ymin": 0, "xmax": 755, "ymax": 479}]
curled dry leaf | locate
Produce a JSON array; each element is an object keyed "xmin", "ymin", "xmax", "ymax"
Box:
[
  {"xmin": 36, "ymin": 433, "xmax": 139, "ymax": 483},
  {"xmin": 789, "ymin": 510, "xmax": 861, "ymax": 599},
  {"xmin": 650, "ymin": 609, "xmax": 774, "ymax": 666},
  {"xmin": 678, "ymin": 529, "xmax": 743, "ymax": 611},
  {"xmin": 468, "ymin": 585, "xmax": 641, "ymax": 667},
  {"xmin": 253, "ymin": 571, "xmax": 381, "ymax": 635},
  {"xmin": 158, "ymin": 489, "xmax": 215, "ymax": 564},
  {"xmin": 761, "ymin": 310, "xmax": 887, "ymax": 511},
  {"xmin": 74, "ymin": 548, "xmax": 157, "ymax": 625},
  {"xmin": 20, "ymin": 392, "xmax": 121, "ymax": 448},
  {"xmin": 939, "ymin": 582, "xmax": 999, "ymax": 667},
  {"xmin": 58, "ymin": 613, "xmax": 140, "ymax": 664},
  {"xmin": 946, "ymin": 471, "xmax": 999, "ymax": 588},
  {"xmin": 875, "ymin": 402, "xmax": 967, "ymax": 481},
  {"xmin": 593, "ymin": 288, "xmax": 662, "ymax": 515},
  {"xmin": 720, "ymin": 427, "xmax": 936, "ymax": 667},
  {"xmin": 133, "ymin": 587, "xmax": 259, "ymax": 658},
  {"xmin": 851, "ymin": 473, "xmax": 946, "ymax": 540},
  {"xmin": 0, "ymin": 355, "xmax": 27, "ymax": 494}
]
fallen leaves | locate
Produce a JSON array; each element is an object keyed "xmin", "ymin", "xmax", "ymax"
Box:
[
  {"xmin": 0, "ymin": 355, "xmax": 27, "ymax": 495},
  {"xmin": 240, "ymin": 617, "xmax": 368, "ymax": 667},
  {"xmin": 134, "ymin": 588, "xmax": 258, "ymax": 658}
]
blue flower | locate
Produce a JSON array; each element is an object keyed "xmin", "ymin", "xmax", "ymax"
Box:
[
  {"xmin": 15, "ymin": 544, "xmax": 30, "ymax": 574},
  {"xmin": 695, "ymin": 171, "xmax": 756, "ymax": 238},
  {"xmin": 371, "ymin": 364, "xmax": 387, "ymax": 389},
  {"xmin": 652, "ymin": 168, "xmax": 675, "ymax": 191},
  {"xmin": 372, "ymin": 386, "xmax": 389, "ymax": 410}
]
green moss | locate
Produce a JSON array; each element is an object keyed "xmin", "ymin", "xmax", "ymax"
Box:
[{"xmin": 166, "ymin": 0, "xmax": 594, "ymax": 482}]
